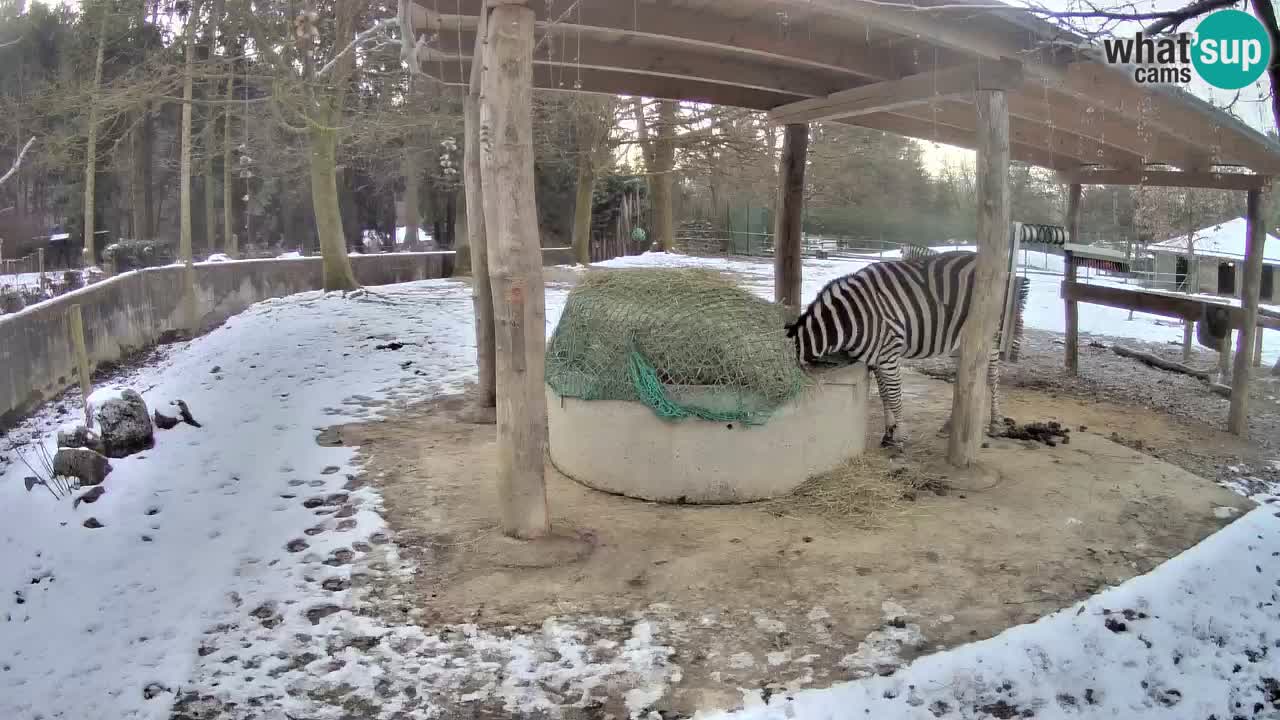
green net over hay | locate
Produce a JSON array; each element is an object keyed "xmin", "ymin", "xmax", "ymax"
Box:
[{"xmin": 545, "ymin": 268, "xmax": 811, "ymax": 425}]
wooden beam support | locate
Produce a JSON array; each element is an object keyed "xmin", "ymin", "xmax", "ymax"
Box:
[
  {"xmin": 427, "ymin": 2, "xmax": 920, "ymax": 82},
  {"xmin": 1058, "ymin": 168, "xmax": 1272, "ymax": 191},
  {"xmin": 465, "ymin": 8, "xmax": 496, "ymax": 409},
  {"xmin": 1064, "ymin": 184, "xmax": 1082, "ymax": 375},
  {"xmin": 774, "ymin": 123, "xmax": 808, "ymax": 321},
  {"xmin": 428, "ymin": 60, "xmax": 808, "ymax": 111},
  {"xmin": 427, "ymin": 32, "xmax": 849, "ymax": 98},
  {"xmin": 898, "ymin": 100, "xmax": 1145, "ymax": 169},
  {"xmin": 948, "ymin": 89, "xmax": 1011, "ymax": 468},
  {"xmin": 1007, "ymin": 89, "xmax": 1204, "ymax": 169},
  {"xmin": 479, "ymin": 1, "xmax": 550, "ymax": 539},
  {"xmin": 767, "ymin": 59, "xmax": 1023, "ymax": 125},
  {"xmin": 847, "ymin": 112, "xmax": 1081, "ymax": 172},
  {"xmin": 1061, "ymin": 281, "xmax": 1280, "ymax": 331},
  {"xmin": 1229, "ymin": 188, "xmax": 1269, "ymax": 436}
]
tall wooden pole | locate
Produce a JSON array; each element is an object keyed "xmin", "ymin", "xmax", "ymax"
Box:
[
  {"xmin": 1063, "ymin": 183, "xmax": 1083, "ymax": 375},
  {"xmin": 465, "ymin": 9, "xmax": 496, "ymax": 408},
  {"xmin": 1228, "ymin": 187, "xmax": 1268, "ymax": 436},
  {"xmin": 947, "ymin": 90, "xmax": 1010, "ymax": 468},
  {"xmin": 773, "ymin": 123, "xmax": 808, "ymax": 322},
  {"xmin": 480, "ymin": 0, "xmax": 550, "ymax": 539}
]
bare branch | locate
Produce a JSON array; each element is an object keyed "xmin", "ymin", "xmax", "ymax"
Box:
[
  {"xmin": 1144, "ymin": 0, "xmax": 1241, "ymax": 33},
  {"xmin": 1250, "ymin": 0, "xmax": 1280, "ymax": 131},
  {"xmin": 318, "ymin": 17, "xmax": 399, "ymax": 77},
  {"xmin": 0, "ymin": 136, "xmax": 35, "ymax": 187},
  {"xmin": 0, "ymin": 36, "xmax": 20, "ymax": 50}
]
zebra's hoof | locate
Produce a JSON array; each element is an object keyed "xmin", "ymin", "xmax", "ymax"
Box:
[{"xmin": 880, "ymin": 435, "xmax": 906, "ymax": 450}]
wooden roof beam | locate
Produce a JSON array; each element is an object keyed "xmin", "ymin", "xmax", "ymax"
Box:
[
  {"xmin": 426, "ymin": 32, "xmax": 850, "ymax": 98},
  {"xmin": 843, "ymin": 112, "xmax": 1083, "ymax": 171},
  {"xmin": 798, "ymin": 0, "xmax": 1280, "ymax": 172},
  {"xmin": 424, "ymin": 2, "xmax": 923, "ymax": 82},
  {"xmin": 1057, "ymin": 168, "xmax": 1273, "ymax": 191},
  {"xmin": 424, "ymin": 60, "xmax": 808, "ymax": 110},
  {"xmin": 895, "ymin": 100, "xmax": 1145, "ymax": 169},
  {"xmin": 767, "ymin": 59, "xmax": 1023, "ymax": 125},
  {"xmin": 1006, "ymin": 89, "xmax": 1206, "ymax": 170}
]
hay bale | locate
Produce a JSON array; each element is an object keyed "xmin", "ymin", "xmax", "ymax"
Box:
[
  {"xmin": 545, "ymin": 268, "xmax": 810, "ymax": 424},
  {"xmin": 764, "ymin": 455, "xmax": 945, "ymax": 529}
]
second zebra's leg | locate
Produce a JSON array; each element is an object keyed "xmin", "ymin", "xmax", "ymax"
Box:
[
  {"xmin": 872, "ymin": 363, "xmax": 906, "ymax": 448},
  {"xmin": 986, "ymin": 344, "xmax": 1004, "ymax": 436}
]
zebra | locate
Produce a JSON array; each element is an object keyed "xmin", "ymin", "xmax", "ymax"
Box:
[
  {"xmin": 901, "ymin": 244, "xmax": 1030, "ymax": 362},
  {"xmin": 784, "ymin": 250, "xmax": 1021, "ymax": 448}
]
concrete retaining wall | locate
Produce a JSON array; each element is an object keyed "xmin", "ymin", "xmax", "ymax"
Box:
[{"xmin": 0, "ymin": 249, "xmax": 570, "ymax": 429}]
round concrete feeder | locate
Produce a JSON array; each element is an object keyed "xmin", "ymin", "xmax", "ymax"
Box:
[{"xmin": 546, "ymin": 363, "xmax": 869, "ymax": 504}]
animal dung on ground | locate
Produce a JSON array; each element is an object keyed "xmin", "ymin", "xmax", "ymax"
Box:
[{"xmin": 996, "ymin": 418, "xmax": 1070, "ymax": 447}]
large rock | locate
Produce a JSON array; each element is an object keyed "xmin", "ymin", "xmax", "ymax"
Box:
[
  {"xmin": 57, "ymin": 423, "xmax": 105, "ymax": 454},
  {"xmin": 93, "ymin": 389, "xmax": 154, "ymax": 458},
  {"xmin": 53, "ymin": 447, "xmax": 113, "ymax": 487}
]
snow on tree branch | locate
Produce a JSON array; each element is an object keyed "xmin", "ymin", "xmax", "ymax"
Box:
[{"xmin": 0, "ymin": 136, "xmax": 35, "ymax": 187}]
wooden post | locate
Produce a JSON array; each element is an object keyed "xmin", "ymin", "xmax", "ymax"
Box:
[
  {"xmin": 773, "ymin": 123, "xmax": 808, "ymax": 322},
  {"xmin": 999, "ymin": 222, "xmax": 1021, "ymax": 357},
  {"xmin": 479, "ymin": 0, "xmax": 550, "ymax": 539},
  {"xmin": 1063, "ymin": 183, "xmax": 1083, "ymax": 374},
  {"xmin": 1228, "ymin": 187, "xmax": 1268, "ymax": 435},
  {"xmin": 947, "ymin": 89, "xmax": 1011, "ymax": 468},
  {"xmin": 1253, "ymin": 330, "xmax": 1263, "ymax": 367},
  {"xmin": 68, "ymin": 304, "xmax": 92, "ymax": 427},
  {"xmin": 1219, "ymin": 330, "xmax": 1233, "ymax": 380},
  {"xmin": 464, "ymin": 8, "xmax": 496, "ymax": 408},
  {"xmin": 37, "ymin": 247, "xmax": 45, "ymax": 291}
]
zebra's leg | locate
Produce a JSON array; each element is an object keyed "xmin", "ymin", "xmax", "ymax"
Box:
[
  {"xmin": 986, "ymin": 345, "xmax": 1004, "ymax": 436},
  {"xmin": 938, "ymin": 347, "xmax": 1004, "ymax": 438},
  {"xmin": 872, "ymin": 363, "xmax": 906, "ymax": 447}
]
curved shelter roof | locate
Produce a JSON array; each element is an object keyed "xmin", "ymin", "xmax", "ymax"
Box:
[{"xmin": 411, "ymin": 0, "xmax": 1280, "ymax": 180}]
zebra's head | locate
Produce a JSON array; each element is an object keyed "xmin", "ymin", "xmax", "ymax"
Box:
[{"xmin": 784, "ymin": 316, "xmax": 821, "ymax": 366}]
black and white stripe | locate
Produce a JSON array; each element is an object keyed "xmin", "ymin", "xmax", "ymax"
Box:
[
  {"xmin": 785, "ymin": 251, "xmax": 1018, "ymax": 447},
  {"xmin": 900, "ymin": 244, "xmax": 1029, "ymax": 363}
]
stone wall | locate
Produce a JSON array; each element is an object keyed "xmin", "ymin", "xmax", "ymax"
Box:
[{"xmin": 0, "ymin": 250, "xmax": 565, "ymax": 429}]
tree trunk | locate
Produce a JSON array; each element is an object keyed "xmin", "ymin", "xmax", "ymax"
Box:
[
  {"xmin": 479, "ymin": 2, "xmax": 549, "ymax": 539},
  {"xmin": 948, "ymin": 89, "xmax": 1010, "ymax": 468},
  {"xmin": 465, "ymin": 9, "xmax": 495, "ymax": 406},
  {"xmin": 82, "ymin": 10, "xmax": 108, "ymax": 267},
  {"xmin": 203, "ymin": 121, "xmax": 218, "ymax": 256},
  {"xmin": 1229, "ymin": 189, "xmax": 1268, "ymax": 435},
  {"xmin": 773, "ymin": 123, "xmax": 808, "ymax": 321},
  {"xmin": 224, "ymin": 76, "xmax": 236, "ymax": 256},
  {"xmin": 651, "ymin": 100, "xmax": 677, "ymax": 252},
  {"xmin": 571, "ymin": 151, "xmax": 594, "ymax": 265},
  {"xmin": 142, "ymin": 109, "xmax": 155, "ymax": 238},
  {"xmin": 179, "ymin": 0, "xmax": 203, "ymax": 331},
  {"xmin": 402, "ymin": 150, "xmax": 421, "ymax": 249},
  {"xmin": 179, "ymin": 2, "xmax": 198, "ymax": 267},
  {"xmin": 308, "ymin": 126, "xmax": 359, "ymax": 290}
]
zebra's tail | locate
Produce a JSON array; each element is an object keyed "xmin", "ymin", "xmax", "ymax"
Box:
[{"xmin": 1008, "ymin": 276, "xmax": 1030, "ymax": 362}]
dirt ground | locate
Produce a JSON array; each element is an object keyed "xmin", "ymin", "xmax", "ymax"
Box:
[{"xmin": 342, "ymin": 366, "xmax": 1253, "ymax": 717}]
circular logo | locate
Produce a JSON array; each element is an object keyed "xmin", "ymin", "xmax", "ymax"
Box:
[{"xmin": 1192, "ymin": 10, "xmax": 1273, "ymax": 90}]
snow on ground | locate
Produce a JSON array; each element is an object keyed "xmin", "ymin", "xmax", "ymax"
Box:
[
  {"xmin": 0, "ymin": 283, "xmax": 479, "ymax": 718},
  {"xmin": 698, "ymin": 503, "xmax": 1280, "ymax": 720},
  {"xmin": 2, "ymin": 250, "xmax": 1279, "ymax": 720}
]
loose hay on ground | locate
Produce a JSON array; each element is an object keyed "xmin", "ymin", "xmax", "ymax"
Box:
[{"xmin": 764, "ymin": 454, "xmax": 941, "ymax": 529}]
